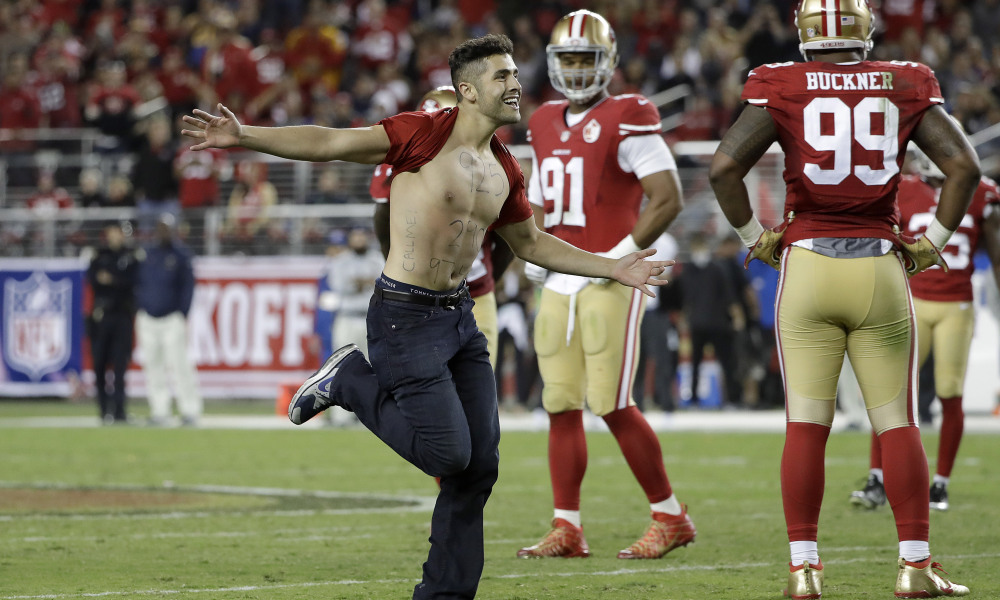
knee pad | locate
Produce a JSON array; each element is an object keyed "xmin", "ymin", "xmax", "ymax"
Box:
[{"xmin": 534, "ymin": 310, "xmax": 563, "ymax": 358}]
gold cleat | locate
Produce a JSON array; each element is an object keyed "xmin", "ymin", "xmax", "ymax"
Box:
[
  {"xmin": 784, "ymin": 560, "xmax": 823, "ymax": 599},
  {"xmin": 617, "ymin": 505, "xmax": 696, "ymax": 559},
  {"xmin": 517, "ymin": 518, "xmax": 590, "ymax": 558},
  {"xmin": 895, "ymin": 557, "xmax": 969, "ymax": 597}
]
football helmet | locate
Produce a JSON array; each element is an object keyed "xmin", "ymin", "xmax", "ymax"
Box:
[
  {"xmin": 795, "ymin": 0, "xmax": 875, "ymax": 59},
  {"xmin": 546, "ymin": 10, "xmax": 619, "ymax": 103},
  {"xmin": 417, "ymin": 86, "xmax": 457, "ymax": 112}
]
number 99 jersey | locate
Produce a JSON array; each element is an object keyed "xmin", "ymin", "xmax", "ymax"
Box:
[
  {"xmin": 899, "ymin": 174, "xmax": 1000, "ymax": 302},
  {"xmin": 526, "ymin": 95, "xmax": 662, "ymax": 252},
  {"xmin": 742, "ymin": 60, "xmax": 943, "ymax": 245}
]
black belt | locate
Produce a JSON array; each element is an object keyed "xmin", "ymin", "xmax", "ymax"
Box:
[{"xmin": 375, "ymin": 286, "xmax": 469, "ymax": 308}]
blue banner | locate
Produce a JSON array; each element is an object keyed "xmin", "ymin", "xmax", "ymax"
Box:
[{"xmin": 0, "ymin": 259, "xmax": 86, "ymax": 397}]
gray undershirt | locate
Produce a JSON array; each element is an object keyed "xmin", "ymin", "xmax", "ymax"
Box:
[{"xmin": 791, "ymin": 237, "xmax": 893, "ymax": 259}]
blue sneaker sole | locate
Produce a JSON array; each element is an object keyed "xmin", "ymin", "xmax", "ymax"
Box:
[{"xmin": 288, "ymin": 343, "xmax": 359, "ymax": 425}]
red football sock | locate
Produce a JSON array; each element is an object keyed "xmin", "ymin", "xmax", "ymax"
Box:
[
  {"xmin": 603, "ymin": 405, "xmax": 672, "ymax": 503},
  {"xmin": 879, "ymin": 426, "xmax": 930, "ymax": 542},
  {"xmin": 782, "ymin": 421, "xmax": 829, "ymax": 542},
  {"xmin": 936, "ymin": 396, "xmax": 964, "ymax": 478},
  {"xmin": 549, "ymin": 410, "xmax": 587, "ymax": 511},
  {"xmin": 869, "ymin": 429, "xmax": 882, "ymax": 470}
]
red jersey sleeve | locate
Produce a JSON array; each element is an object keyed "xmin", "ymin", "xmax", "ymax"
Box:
[
  {"xmin": 740, "ymin": 64, "xmax": 780, "ymax": 106},
  {"xmin": 378, "ymin": 108, "xmax": 457, "ymax": 174},
  {"xmin": 618, "ymin": 95, "xmax": 662, "ymax": 138},
  {"xmin": 490, "ymin": 139, "xmax": 533, "ymax": 229}
]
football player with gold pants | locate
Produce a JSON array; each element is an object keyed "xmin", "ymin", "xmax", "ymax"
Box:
[
  {"xmin": 518, "ymin": 8, "xmax": 691, "ymax": 561},
  {"xmin": 856, "ymin": 166, "xmax": 1000, "ymax": 514},
  {"xmin": 709, "ymin": 0, "xmax": 978, "ymax": 595}
]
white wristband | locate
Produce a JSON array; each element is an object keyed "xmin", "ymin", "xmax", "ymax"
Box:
[
  {"xmin": 923, "ymin": 217, "xmax": 955, "ymax": 250},
  {"xmin": 735, "ymin": 216, "xmax": 766, "ymax": 248},
  {"xmin": 606, "ymin": 234, "xmax": 642, "ymax": 259}
]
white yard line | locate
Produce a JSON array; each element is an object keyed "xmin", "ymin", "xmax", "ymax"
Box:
[{"xmin": 4, "ymin": 553, "xmax": 999, "ymax": 599}]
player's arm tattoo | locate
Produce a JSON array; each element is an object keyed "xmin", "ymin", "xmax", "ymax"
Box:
[
  {"xmin": 401, "ymin": 210, "xmax": 418, "ymax": 272},
  {"xmin": 911, "ymin": 106, "xmax": 976, "ymax": 169},
  {"xmin": 717, "ymin": 105, "xmax": 778, "ymax": 169}
]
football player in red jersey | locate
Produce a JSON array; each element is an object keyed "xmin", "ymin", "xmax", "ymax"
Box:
[
  {"xmin": 851, "ymin": 150, "xmax": 1000, "ymax": 513},
  {"xmin": 516, "ymin": 10, "xmax": 691, "ymax": 561},
  {"xmin": 372, "ymin": 87, "xmax": 514, "ymax": 368},
  {"xmin": 709, "ymin": 1, "xmax": 979, "ymax": 597}
]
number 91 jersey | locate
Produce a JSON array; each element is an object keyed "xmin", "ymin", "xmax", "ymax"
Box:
[
  {"xmin": 527, "ymin": 95, "xmax": 661, "ymax": 253},
  {"xmin": 742, "ymin": 60, "xmax": 943, "ymax": 243},
  {"xmin": 899, "ymin": 174, "xmax": 1000, "ymax": 302}
]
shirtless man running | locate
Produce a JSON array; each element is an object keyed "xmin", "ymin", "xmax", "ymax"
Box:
[{"xmin": 182, "ymin": 34, "xmax": 671, "ymax": 600}]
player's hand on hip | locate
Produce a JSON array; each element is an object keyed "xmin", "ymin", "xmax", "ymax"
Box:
[
  {"xmin": 744, "ymin": 227, "xmax": 785, "ymax": 271},
  {"xmin": 524, "ymin": 262, "xmax": 548, "ymax": 285},
  {"xmin": 612, "ymin": 249, "xmax": 675, "ymax": 298},
  {"xmin": 896, "ymin": 234, "xmax": 948, "ymax": 277},
  {"xmin": 182, "ymin": 104, "xmax": 242, "ymax": 150}
]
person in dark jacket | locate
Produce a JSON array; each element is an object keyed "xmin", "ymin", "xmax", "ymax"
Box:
[
  {"xmin": 135, "ymin": 214, "xmax": 202, "ymax": 426},
  {"xmin": 87, "ymin": 222, "xmax": 140, "ymax": 424}
]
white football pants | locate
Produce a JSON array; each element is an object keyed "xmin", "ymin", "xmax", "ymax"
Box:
[{"xmin": 136, "ymin": 311, "xmax": 203, "ymax": 420}]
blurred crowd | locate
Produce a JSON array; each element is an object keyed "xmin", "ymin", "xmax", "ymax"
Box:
[{"xmin": 2, "ymin": 0, "xmax": 999, "ymax": 152}]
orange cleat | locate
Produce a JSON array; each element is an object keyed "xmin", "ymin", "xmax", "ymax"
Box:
[
  {"xmin": 517, "ymin": 518, "xmax": 591, "ymax": 558},
  {"xmin": 617, "ymin": 505, "xmax": 696, "ymax": 559}
]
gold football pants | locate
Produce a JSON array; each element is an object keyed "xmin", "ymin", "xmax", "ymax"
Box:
[
  {"xmin": 913, "ymin": 297, "xmax": 974, "ymax": 399},
  {"xmin": 776, "ymin": 248, "xmax": 916, "ymax": 433},
  {"xmin": 534, "ymin": 283, "xmax": 645, "ymax": 416}
]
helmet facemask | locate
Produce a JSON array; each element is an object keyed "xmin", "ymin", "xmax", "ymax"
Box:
[
  {"xmin": 546, "ymin": 10, "xmax": 619, "ymax": 104},
  {"xmin": 547, "ymin": 47, "xmax": 616, "ymax": 103}
]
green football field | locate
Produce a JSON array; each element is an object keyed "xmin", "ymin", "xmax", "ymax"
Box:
[{"xmin": 0, "ymin": 401, "xmax": 996, "ymax": 599}]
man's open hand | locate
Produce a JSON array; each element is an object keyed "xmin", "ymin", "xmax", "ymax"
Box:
[
  {"xmin": 181, "ymin": 104, "xmax": 242, "ymax": 150},
  {"xmin": 611, "ymin": 248, "xmax": 675, "ymax": 297}
]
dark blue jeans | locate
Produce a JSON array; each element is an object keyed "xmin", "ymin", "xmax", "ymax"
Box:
[{"xmin": 331, "ymin": 276, "xmax": 500, "ymax": 600}]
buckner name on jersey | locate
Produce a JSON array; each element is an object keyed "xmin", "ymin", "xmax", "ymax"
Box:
[{"xmin": 805, "ymin": 71, "xmax": 893, "ymax": 91}]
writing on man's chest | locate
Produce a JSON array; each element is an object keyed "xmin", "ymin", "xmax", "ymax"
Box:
[{"xmin": 459, "ymin": 151, "xmax": 506, "ymax": 198}]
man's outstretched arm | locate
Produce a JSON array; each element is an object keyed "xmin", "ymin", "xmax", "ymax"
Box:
[
  {"xmin": 182, "ymin": 104, "xmax": 391, "ymax": 164},
  {"xmin": 495, "ymin": 217, "xmax": 673, "ymax": 297}
]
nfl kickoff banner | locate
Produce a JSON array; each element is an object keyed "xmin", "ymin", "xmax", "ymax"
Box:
[
  {"xmin": 0, "ymin": 256, "xmax": 330, "ymax": 400},
  {"xmin": 0, "ymin": 259, "xmax": 87, "ymax": 397}
]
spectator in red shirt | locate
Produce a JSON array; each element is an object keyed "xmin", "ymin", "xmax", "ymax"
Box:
[
  {"xmin": 198, "ymin": 8, "xmax": 257, "ymax": 110},
  {"xmin": 1, "ymin": 52, "xmax": 42, "ymax": 158},
  {"xmin": 30, "ymin": 39, "xmax": 82, "ymax": 130},
  {"xmin": 285, "ymin": 6, "xmax": 348, "ymax": 99},
  {"xmin": 27, "ymin": 171, "xmax": 74, "ymax": 214},
  {"xmin": 351, "ymin": 0, "xmax": 412, "ymax": 73},
  {"xmin": 85, "ymin": 0, "xmax": 127, "ymax": 50},
  {"xmin": 175, "ymin": 144, "xmax": 227, "ymax": 210},
  {"xmin": 157, "ymin": 47, "xmax": 213, "ymax": 117}
]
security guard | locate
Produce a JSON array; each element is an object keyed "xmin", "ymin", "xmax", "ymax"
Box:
[{"xmin": 87, "ymin": 222, "xmax": 139, "ymax": 424}]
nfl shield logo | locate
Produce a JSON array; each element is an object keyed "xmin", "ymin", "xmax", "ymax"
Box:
[
  {"xmin": 583, "ymin": 119, "xmax": 601, "ymax": 143},
  {"xmin": 3, "ymin": 272, "xmax": 73, "ymax": 381}
]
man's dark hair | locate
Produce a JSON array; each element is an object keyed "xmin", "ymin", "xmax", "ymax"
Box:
[{"xmin": 448, "ymin": 34, "xmax": 514, "ymax": 102}]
